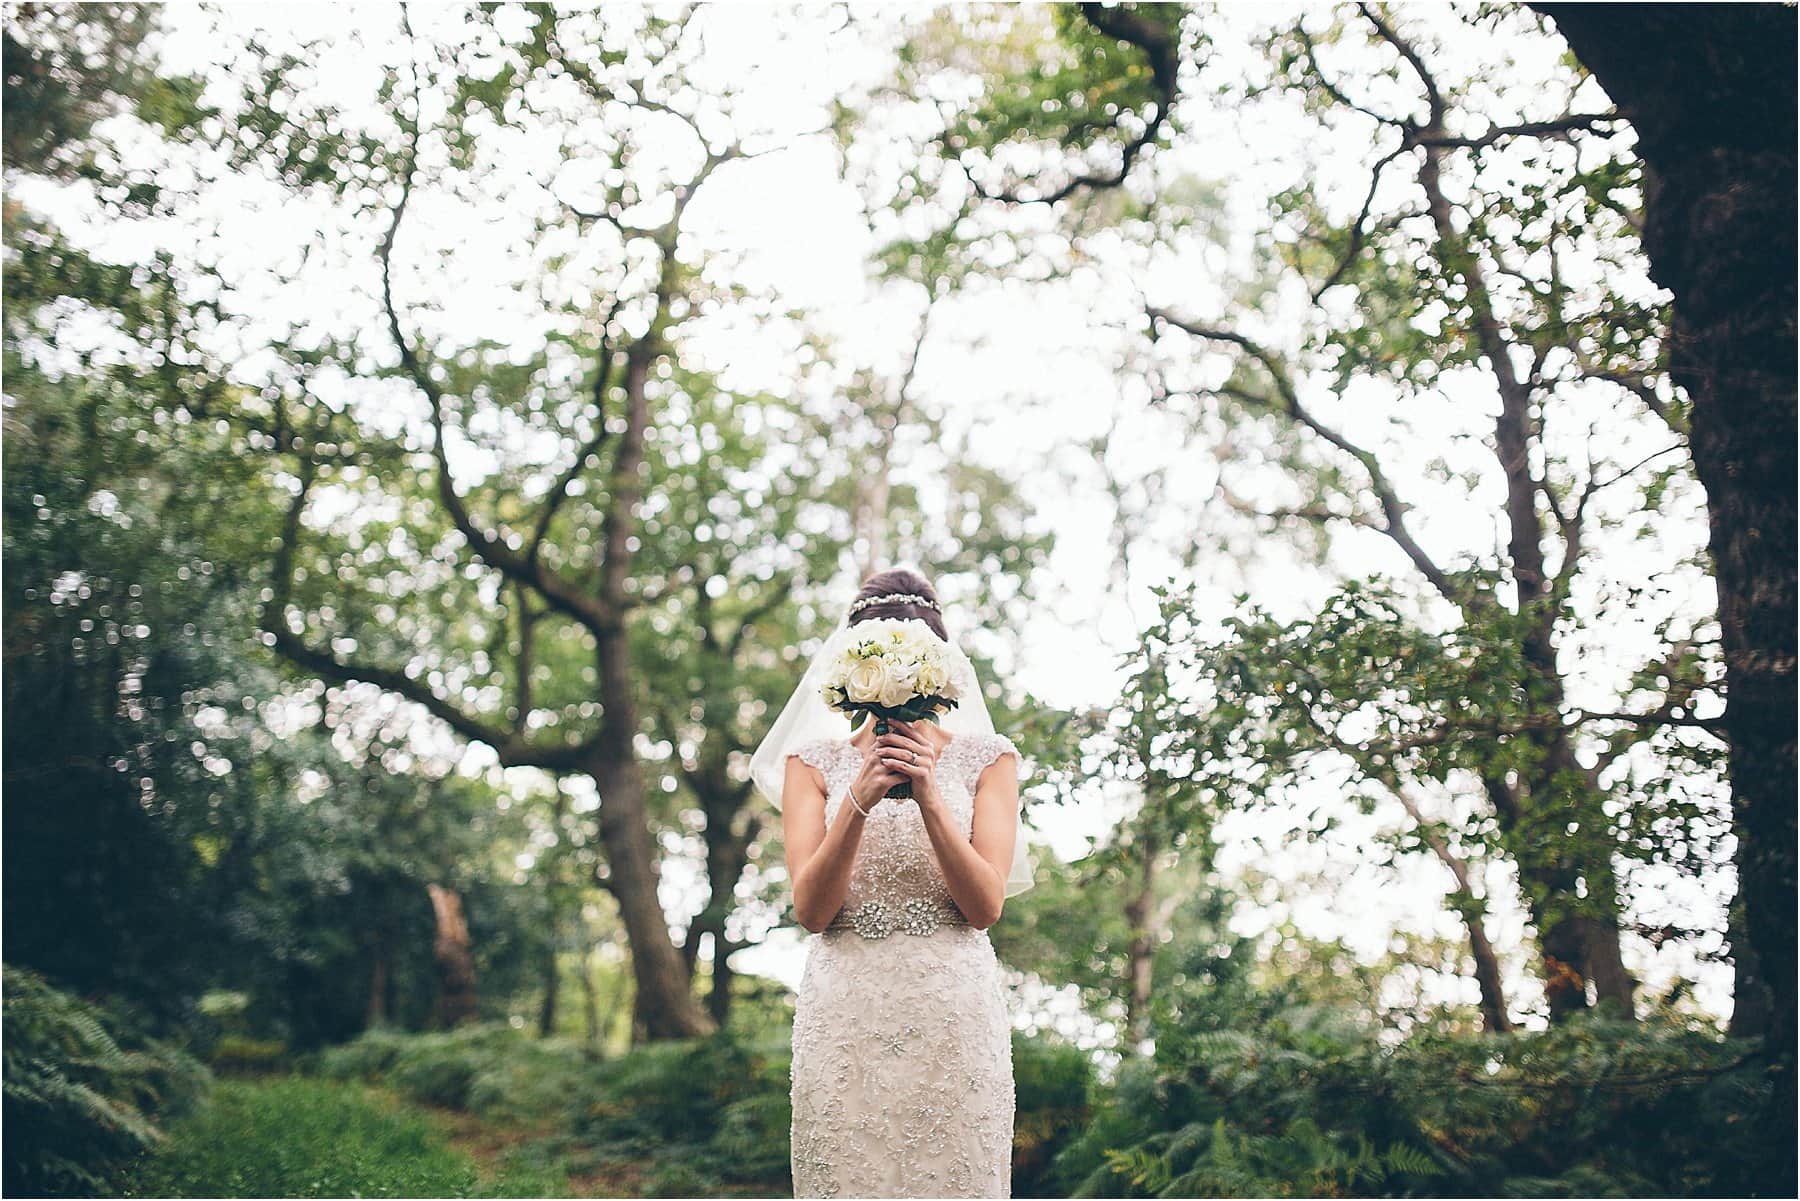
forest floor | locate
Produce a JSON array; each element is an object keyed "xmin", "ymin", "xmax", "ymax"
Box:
[
  {"xmin": 364, "ymin": 1076, "xmax": 791, "ymax": 1198},
  {"xmin": 362, "ymin": 1081, "xmax": 681, "ymax": 1199},
  {"xmin": 115, "ymin": 1071, "xmax": 785, "ymax": 1199}
]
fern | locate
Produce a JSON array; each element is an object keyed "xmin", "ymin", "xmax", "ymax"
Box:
[
  {"xmin": 2, "ymin": 963, "xmax": 210, "ymax": 1196},
  {"xmin": 710, "ymin": 1090, "xmax": 792, "ymax": 1182},
  {"xmin": 1105, "ymin": 1144, "xmax": 1173, "ymax": 1194}
]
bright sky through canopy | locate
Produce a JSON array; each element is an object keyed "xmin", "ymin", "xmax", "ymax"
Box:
[{"xmin": 125, "ymin": 1, "xmax": 1731, "ymax": 1040}]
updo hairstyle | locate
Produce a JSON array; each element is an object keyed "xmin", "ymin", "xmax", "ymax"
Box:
[{"xmin": 847, "ymin": 568, "xmax": 949, "ymax": 642}]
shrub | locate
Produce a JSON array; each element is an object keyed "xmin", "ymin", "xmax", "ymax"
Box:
[
  {"xmin": 573, "ymin": 1032, "xmax": 759, "ymax": 1151},
  {"xmin": 314, "ymin": 1024, "xmax": 418, "ymax": 1082},
  {"xmin": 205, "ymin": 1035, "xmax": 289, "ymax": 1074},
  {"xmin": 569, "ymin": 1029, "xmax": 794, "ymax": 1189},
  {"xmin": 1012, "ymin": 1029, "xmax": 1097, "ymax": 1198},
  {"xmin": 318, "ymin": 1022, "xmax": 541, "ymax": 1114},
  {"xmin": 2, "ymin": 963, "xmax": 211, "ymax": 1197},
  {"xmin": 122, "ymin": 1075, "xmax": 482, "ymax": 1198},
  {"xmin": 642, "ymin": 1157, "xmax": 723, "ymax": 1198},
  {"xmin": 1049, "ymin": 990, "xmax": 1772, "ymax": 1198},
  {"xmin": 462, "ymin": 1035, "xmax": 595, "ymax": 1125}
]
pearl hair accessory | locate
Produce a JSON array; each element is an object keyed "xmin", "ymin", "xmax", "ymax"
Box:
[{"xmin": 848, "ymin": 592, "xmax": 941, "ymax": 616}]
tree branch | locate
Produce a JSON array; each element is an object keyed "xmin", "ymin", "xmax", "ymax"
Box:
[
  {"xmin": 375, "ymin": 48, "xmax": 616, "ymax": 636},
  {"xmin": 1312, "ymin": 144, "xmax": 1410, "ymax": 301},
  {"xmin": 1546, "ymin": 430, "xmax": 1597, "ymax": 604},
  {"xmin": 724, "ymin": 578, "xmax": 796, "ymax": 659},
  {"xmin": 1357, "ymin": 1, "xmax": 1445, "ymax": 127},
  {"xmin": 1577, "ymin": 707, "xmax": 1724, "ymax": 732},
  {"xmin": 511, "ymin": 578, "xmax": 539, "ymax": 737},
  {"xmin": 965, "ymin": 2, "xmax": 1180, "ymax": 206},
  {"xmin": 1212, "ymin": 473, "xmax": 1384, "ymax": 532},
  {"xmin": 260, "ymin": 460, "xmax": 595, "ymax": 772},
  {"xmin": 1296, "ymin": 20, "xmax": 1410, "ymax": 130},
  {"xmin": 1406, "ymin": 112, "xmax": 1626, "ymax": 152},
  {"xmin": 1583, "ymin": 368, "xmax": 1685, "ymax": 437},
  {"xmin": 528, "ymin": 293, "xmax": 630, "ymax": 568},
  {"xmin": 1146, "ymin": 304, "xmax": 1462, "ymax": 604}
]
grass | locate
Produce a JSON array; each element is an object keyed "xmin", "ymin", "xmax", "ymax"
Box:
[
  {"xmin": 109, "ymin": 1069, "xmax": 775, "ymax": 1199},
  {"xmin": 105, "ymin": 1020, "xmax": 807, "ymax": 1198},
  {"xmin": 114, "ymin": 1074, "xmax": 574, "ymax": 1199}
]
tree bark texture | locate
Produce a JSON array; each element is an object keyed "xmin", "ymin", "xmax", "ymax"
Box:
[
  {"xmin": 426, "ymin": 883, "xmax": 479, "ymax": 1028},
  {"xmin": 1531, "ymin": 1, "xmax": 1796, "ymax": 1179}
]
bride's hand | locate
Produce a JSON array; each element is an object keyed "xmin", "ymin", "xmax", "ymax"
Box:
[
  {"xmin": 851, "ymin": 749, "xmax": 906, "ymax": 810},
  {"xmin": 877, "ymin": 720, "xmax": 942, "ymax": 808}
]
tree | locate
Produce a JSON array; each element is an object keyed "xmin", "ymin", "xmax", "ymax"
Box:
[
  {"xmin": 1528, "ymin": 0, "xmax": 1797, "ymax": 1178},
  {"xmin": 2, "ymin": 0, "xmax": 262, "ymax": 1025},
  {"xmin": 203, "ymin": 5, "xmax": 777, "ymax": 1039},
  {"xmin": 183, "ymin": 5, "xmax": 1055, "ymax": 1041},
  {"xmin": 633, "ymin": 353, "xmax": 1053, "ymax": 1025},
  {"xmin": 3, "ymin": 2, "xmax": 159, "ymax": 178},
  {"xmin": 862, "ymin": 2, "xmax": 1730, "ymax": 1025},
  {"xmin": 1069, "ymin": 405, "xmax": 1215, "ymax": 1046}
]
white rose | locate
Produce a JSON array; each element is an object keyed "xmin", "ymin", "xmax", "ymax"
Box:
[
  {"xmin": 939, "ymin": 654, "xmax": 968, "ymax": 701},
  {"xmin": 913, "ymin": 660, "xmax": 949, "ymax": 697},
  {"xmin": 845, "ymin": 657, "xmax": 891, "ymax": 704},
  {"xmin": 877, "ymin": 661, "xmax": 919, "ymax": 707}
]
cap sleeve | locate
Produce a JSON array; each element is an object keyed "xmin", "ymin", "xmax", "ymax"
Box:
[
  {"xmin": 790, "ymin": 738, "xmax": 838, "ymax": 773},
  {"xmin": 973, "ymin": 733, "xmax": 1024, "ymax": 781}
]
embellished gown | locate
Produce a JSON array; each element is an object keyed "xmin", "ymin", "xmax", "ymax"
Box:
[{"xmin": 787, "ymin": 731, "xmax": 1022, "ymax": 1199}]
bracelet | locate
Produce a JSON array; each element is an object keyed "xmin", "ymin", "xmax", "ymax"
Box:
[{"xmin": 847, "ymin": 783, "xmax": 872, "ymax": 817}]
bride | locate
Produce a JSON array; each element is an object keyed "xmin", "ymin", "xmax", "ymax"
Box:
[{"xmin": 749, "ymin": 568, "xmax": 1035, "ymax": 1199}]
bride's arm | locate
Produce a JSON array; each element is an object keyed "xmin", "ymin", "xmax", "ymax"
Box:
[
  {"xmin": 918, "ymin": 755, "xmax": 1018, "ymax": 930},
  {"xmin": 783, "ymin": 755, "xmax": 870, "ymax": 933}
]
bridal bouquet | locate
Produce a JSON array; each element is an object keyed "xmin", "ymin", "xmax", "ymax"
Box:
[{"xmin": 819, "ymin": 618, "xmax": 964, "ymax": 798}]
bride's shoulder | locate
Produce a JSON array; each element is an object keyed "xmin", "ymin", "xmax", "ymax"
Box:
[
  {"xmin": 966, "ymin": 731, "xmax": 1023, "ymax": 775},
  {"xmin": 789, "ymin": 736, "xmax": 847, "ymax": 772}
]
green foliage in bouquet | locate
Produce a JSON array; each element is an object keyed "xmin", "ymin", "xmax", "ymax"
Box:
[{"xmin": 853, "ymin": 698, "xmax": 958, "ymax": 726}]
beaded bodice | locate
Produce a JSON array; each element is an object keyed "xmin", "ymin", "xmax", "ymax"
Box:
[{"xmin": 791, "ymin": 731, "xmax": 1021, "ymax": 923}]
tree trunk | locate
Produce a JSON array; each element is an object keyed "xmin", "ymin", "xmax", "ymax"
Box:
[
  {"xmin": 680, "ymin": 917, "xmax": 740, "ymax": 1030},
  {"xmin": 1518, "ymin": 859, "xmax": 1634, "ymax": 1020},
  {"xmin": 582, "ymin": 943, "xmax": 603, "ymax": 1048},
  {"xmin": 1121, "ymin": 839, "xmax": 1159, "ymax": 1048},
  {"xmin": 1464, "ymin": 907, "xmax": 1513, "ymax": 1035},
  {"xmin": 707, "ymin": 933, "xmax": 735, "ymax": 1029},
  {"xmin": 679, "ymin": 923, "xmax": 699, "ymax": 981},
  {"xmin": 1393, "ymin": 781, "xmax": 1513, "ymax": 1033},
  {"xmin": 1529, "ymin": 3, "xmax": 1796, "ymax": 1179},
  {"xmin": 539, "ymin": 785, "xmax": 570, "ymax": 1039},
  {"xmin": 590, "ymin": 743, "xmax": 715, "ymax": 1040},
  {"xmin": 538, "ymin": 937, "xmax": 560, "ymax": 1038},
  {"xmin": 1579, "ymin": 906, "xmax": 1637, "ymax": 1017},
  {"xmin": 426, "ymin": 883, "xmax": 479, "ymax": 1028},
  {"xmin": 1728, "ymin": 903, "xmax": 1772, "ymax": 1040},
  {"xmin": 606, "ymin": 954, "xmax": 632, "ymax": 1056},
  {"xmin": 1419, "ymin": 130, "xmax": 1636, "ymax": 1021},
  {"xmin": 366, "ymin": 944, "xmax": 389, "ymax": 1029},
  {"xmin": 1484, "ymin": 771, "xmax": 1631, "ymax": 1021},
  {"xmin": 685, "ymin": 781, "xmax": 761, "ymax": 1031},
  {"xmin": 584, "ymin": 336, "xmax": 717, "ymax": 1042}
]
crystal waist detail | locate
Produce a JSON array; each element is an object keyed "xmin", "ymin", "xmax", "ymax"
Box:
[{"xmin": 823, "ymin": 895, "xmax": 972, "ymax": 939}]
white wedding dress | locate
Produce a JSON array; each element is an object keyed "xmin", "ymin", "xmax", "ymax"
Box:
[{"xmin": 787, "ymin": 730, "xmax": 1021, "ymax": 1199}]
